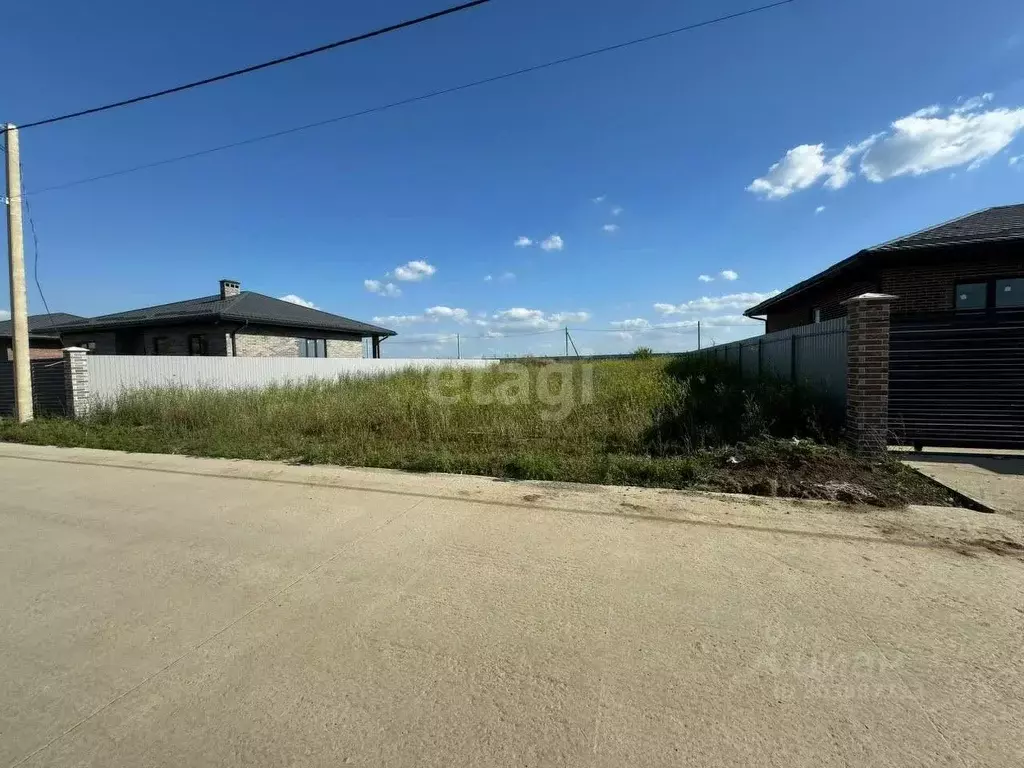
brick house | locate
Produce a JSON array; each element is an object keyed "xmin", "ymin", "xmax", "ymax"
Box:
[
  {"xmin": 51, "ymin": 280, "xmax": 396, "ymax": 358},
  {"xmin": 1, "ymin": 313, "xmax": 85, "ymax": 360},
  {"xmin": 745, "ymin": 204, "xmax": 1024, "ymax": 330}
]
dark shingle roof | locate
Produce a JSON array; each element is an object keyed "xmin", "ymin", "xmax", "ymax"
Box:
[
  {"xmin": 51, "ymin": 293, "xmax": 395, "ymax": 337},
  {"xmin": 0, "ymin": 313, "xmax": 85, "ymax": 339},
  {"xmin": 745, "ymin": 204, "xmax": 1024, "ymax": 317},
  {"xmin": 869, "ymin": 204, "xmax": 1024, "ymax": 252}
]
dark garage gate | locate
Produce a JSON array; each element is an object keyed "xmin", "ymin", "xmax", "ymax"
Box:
[{"xmin": 888, "ymin": 308, "xmax": 1024, "ymax": 449}]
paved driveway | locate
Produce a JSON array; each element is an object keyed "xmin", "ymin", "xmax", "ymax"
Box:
[
  {"xmin": 2, "ymin": 444, "xmax": 1023, "ymax": 767},
  {"xmin": 900, "ymin": 449, "xmax": 1024, "ymax": 518}
]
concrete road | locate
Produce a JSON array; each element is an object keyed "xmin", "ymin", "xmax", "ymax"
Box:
[
  {"xmin": 900, "ymin": 449, "xmax": 1024, "ymax": 518},
  {"xmin": 2, "ymin": 444, "xmax": 1023, "ymax": 768}
]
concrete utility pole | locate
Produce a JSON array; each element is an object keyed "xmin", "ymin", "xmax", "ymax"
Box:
[{"xmin": 4, "ymin": 124, "xmax": 33, "ymax": 422}]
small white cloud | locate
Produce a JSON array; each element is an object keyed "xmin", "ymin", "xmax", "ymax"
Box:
[
  {"xmin": 373, "ymin": 314, "xmax": 422, "ymax": 325},
  {"xmin": 654, "ymin": 290, "xmax": 780, "ymax": 315},
  {"xmin": 514, "ymin": 236, "xmax": 533, "ymax": 248},
  {"xmin": 698, "ymin": 274, "xmax": 714, "ymax": 283},
  {"xmin": 815, "ymin": 205, "xmax": 826, "ymax": 214},
  {"xmin": 393, "ymin": 260, "xmax": 436, "ymax": 282},
  {"xmin": 592, "ymin": 195, "xmax": 607, "ymax": 203},
  {"xmin": 602, "ymin": 224, "xmax": 620, "ymax": 233},
  {"xmin": 611, "ymin": 206, "xmax": 623, "ymax": 216},
  {"xmin": 551, "ymin": 311, "xmax": 591, "ymax": 324},
  {"xmin": 1010, "ymin": 154, "xmax": 1023, "ymax": 166},
  {"xmin": 278, "ymin": 294, "xmax": 318, "ymax": 309},
  {"xmin": 610, "ymin": 318, "xmax": 651, "ymax": 331},
  {"xmin": 364, "ymin": 279, "xmax": 402, "ymax": 297},
  {"xmin": 483, "ymin": 274, "xmax": 493, "ymax": 282},
  {"xmin": 540, "ymin": 234, "xmax": 564, "ymax": 252},
  {"xmin": 0, "ymin": 309, "xmax": 10, "ymax": 321},
  {"xmin": 720, "ymin": 269, "xmax": 739, "ymax": 281},
  {"xmin": 425, "ymin": 306, "xmax": 470, "ymax": 323},
  {"xmin": 500, "ymin": 271, "xmax": 516, "ymax": 281}
]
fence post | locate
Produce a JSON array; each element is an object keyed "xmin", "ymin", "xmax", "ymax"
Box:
[
  {"xmin": 62, "ymin": 347, "xmax": 91, "ymax": 419},
  {"xmin": 841, "ymin": 293, "xmax": 896, "ymax": 457}
]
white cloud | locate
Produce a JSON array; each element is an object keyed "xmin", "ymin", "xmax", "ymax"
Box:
[
  {"xmin": 698, "ymin": 274, "xmax": 714, "ymax": 283},
  {"xmin": 0, "ymin": 309, "xmax": 9, "ymax": 321},
  {"xmin": 483, "ymin": 274, "xmax": 493, "ymax": 282},
  {"xmin": 364, "ymin": 279, "xmax": 402, "ymax": 297},
  {"xmin": 1009, "ymin": 154, "xmax": 1023, "ymax": 166},
  {"xmin": 514, "ymin": 236, "xmax": 533, "ymax": 248},
  {"xmin": 278, "ymin": 294, "xmax": 317, "ymax": 309},
  {"xmin": 550, "ymin": 311, "xmax": 591, "ymax": 324},
  {"xmin": 500, "ymin": 271, "xmax": 516, "ymax": 281},
  {"xmin": 720, "ymin": 269, "xmax": 739, "ymax": 281},
  {"xmin": 602, "ymin": 224, "xmax": 620, "ymax": 233},
  {"xmin": 610, "ymin": 318, "xmax": 651, "ymax": 331},
  {"xmin": 653, "ymin": 290, "xmax": 780, "ymax": 315},
  {"xmin": 611, "ymin": 206, "xmax": 624, "ymax": 216},
  {"xmin": 373, "ymin": 314, "xmax": 422, "ymax": 325},
  {"xmin": 425, "ymin": 306, "xmax": 470, "ymax": 323},
  {"xmin": 592, "ymin": 195, "xmax": 607, "ymax": 203},
  {"xmin": 540, "ymin": 234, "xmax": 564, "ymax": 252},
  {"xmin": 815, "ymin": 205, "xmax": 826, "ymax": 214},
  {"xmin": 393, "ymin": 260, "xmax": 437, "ymax": 282},
  {"xmin": 490, "ymin": 307, "xmax": 589, "ymax": 332},
  {"xmin": 749, "ymin": 94, "xmax": 1024, "ymax": 198}
]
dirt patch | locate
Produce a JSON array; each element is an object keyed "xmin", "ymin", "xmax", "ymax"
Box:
[
  {"xmin": 521, "ymin": 494, "xmax": 543, "ymax": 503},
  {"xmin": 697, "ymin": 441, "xmax": 960, "ymax": 508}
]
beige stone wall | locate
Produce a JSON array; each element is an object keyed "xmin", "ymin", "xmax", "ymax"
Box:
[{"xmin": 234, "ymin": 329, "xmax": 364, "ymax": 358}]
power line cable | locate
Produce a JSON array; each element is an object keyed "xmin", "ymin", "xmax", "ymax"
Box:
[
  {"xmin": 19, "ymin": 0, "xmax": 795, "ymax": 199},
  {"xmin": 18, "ymin": 162, "xmax": 58, "ymax": 333},
  {"xmin": 10, "ymin": 0, "xmax": 494, "ymax": 131}
]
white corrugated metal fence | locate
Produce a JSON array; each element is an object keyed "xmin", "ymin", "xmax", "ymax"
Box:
[{"xmin": 89, "ymin": 356, "xmax": 496, "ymax": 406}]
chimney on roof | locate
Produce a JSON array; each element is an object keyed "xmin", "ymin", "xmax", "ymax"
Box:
[{"xmin": 219, "ymin": 279, "xmax": 241, "ymax": 299}]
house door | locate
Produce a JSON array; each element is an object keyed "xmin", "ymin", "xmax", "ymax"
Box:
[{"xmin": 888, "ymin": 309, "xmax": 1024, "ymax": 448}]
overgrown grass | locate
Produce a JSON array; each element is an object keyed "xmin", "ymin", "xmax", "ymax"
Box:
[{"xmin": 0, "ymin": 357, "xmax": 952, "ymax": 505}]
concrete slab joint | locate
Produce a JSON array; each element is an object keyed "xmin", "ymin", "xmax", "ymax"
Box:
[
  {"xmin": 62, "ymin": 347, "xmax": 91, "ymax": 419},
  {"xmin": 841, "ymin": 293, "xmax": 897, "ymax": 457}
]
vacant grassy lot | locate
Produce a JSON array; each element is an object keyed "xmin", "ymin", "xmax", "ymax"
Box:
[{"xmin": 0, "ymin": 357, "xmax": 953, "ymax": 506}]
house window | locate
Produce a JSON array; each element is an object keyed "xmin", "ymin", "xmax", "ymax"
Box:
[
  {"xmin": 188, "ymin": 334, "xmax": 208, "ymax": 356},
  {"xmin": 151, "ymin": 336, "xmax": 171, "ymax": 355},
  {"xmin": 954, "ymin": 282, "xmax": 987, "ymax": 310},
  {"xmin": 300, "ymin": 338, "xmax": 327, "ymax": 358},
  {"xmin": 995, "ymin": 278, "xmax": 1024, "ymax": 308},
  {"xmin": 80, "ymin": 341, "xmax": 97, "ymax": 351},
  {"xmin": 812, "ymin": 307, "xmax": 823, "ymax": 323}
]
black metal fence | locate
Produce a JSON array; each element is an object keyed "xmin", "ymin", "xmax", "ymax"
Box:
[{"xmin": 0, "ymin": 359, "xmax": 68, "ymax": 417}]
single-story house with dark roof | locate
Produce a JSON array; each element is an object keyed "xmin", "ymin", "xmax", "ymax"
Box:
[
  {"xmin": 51, "ymin": 280, "xmax": 396, "ymax": 358},
  {"xmin": 1, "ymin": 313, "xmax": 85, "ymax": 360},
  {"xmin": 745, "ymin": 204, "xmax": 1024, "ymax": 331}
]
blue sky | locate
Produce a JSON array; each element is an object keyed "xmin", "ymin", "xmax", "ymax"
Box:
[{"xmin": 2, "ymin": 0, "xmax": 1023, "ymax": 357}]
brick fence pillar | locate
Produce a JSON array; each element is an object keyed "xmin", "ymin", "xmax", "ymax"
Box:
[
  {"xmin": 842, "ymin": 293, "xmax": 896, "ymax": 456},
  {"xmin": 62, "ymin": 347, "xmax": 91, "ymax": 418}
]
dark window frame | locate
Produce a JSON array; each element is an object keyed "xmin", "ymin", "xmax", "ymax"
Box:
[
  {"xmin": 953, "ymin": 275, "xmax": 1024, "ymax": 310},
  {"xmin": 953, "ymin": 281, "xmax": 989, "ymax": 310},
  {"xmin": 188, "ymin": 334, "xmax": 208, "ymax": 356},
  {"xmin": 994, "ymin": 277, "xmax": 1024, "ymax": 308},
  {"xmin": 151, "ymin": 336, "xmax": 170, "ymax": 355},
  {"xmin": 300, "ymin": 338, "xmax": 328, "ymax": 358}
]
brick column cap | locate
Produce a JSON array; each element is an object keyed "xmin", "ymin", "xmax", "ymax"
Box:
[
  {"xmin": 62, "ymin": 346, "xmax": 91, "ymax": 353},
  {"xmin": 841, "ymin": 292, "xmax": 898, "ymax": 306}
]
